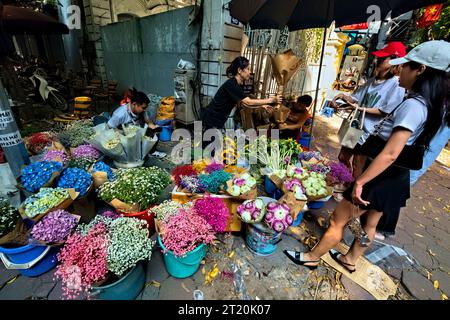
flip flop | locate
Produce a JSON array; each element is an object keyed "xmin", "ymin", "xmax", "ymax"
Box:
[
  {"xmin": 329, "ymin": 249, "xmax": 356, "ymax": 273},
  {"xmin": 283, "ymin": 250, "xmax": 319, "ymax": 270}
]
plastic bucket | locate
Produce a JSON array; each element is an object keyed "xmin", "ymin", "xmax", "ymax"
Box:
[
  {"xmin": 297, "ymin": 132, "xmax": 311, "ymax": 147},
  {"xmin": 159, "ymin": 126, "xmax": 173, "ymax": 142},
  {"xmin": 119, "ymin": 207, "xmax": 155, "ymax": 236},
  {"xmin": 307, "ymin": 201, "xmax": 325, "ymax": 209},
  {"xmin": 158, "ymin": 235, "xmax": 206, "ymax": 279},
  {"xmin": 264, "ymin": 176, "xmax": 282, "ymax": 200},
  {"xmin": 0, "ymin": 244, "xmax": 59, "ymax": 277},
  {"xmin": 246, "ymin": 222, "xmax": 282, "ymax": 256},
  {"xmin": 91, "ymin": 263, "xmax": 145, "ymax": 300},
  {"xmin": 156, "ymin": 119, "xmax": 173, "ymax": 127},
  {"xmin": 291, "ymin": 211, "xmax": 305, "ymax": 227}
]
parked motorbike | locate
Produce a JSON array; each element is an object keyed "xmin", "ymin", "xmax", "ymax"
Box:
[{"xmin": 27, "ymin": 68, "xmax": 69, "ymax": 112}]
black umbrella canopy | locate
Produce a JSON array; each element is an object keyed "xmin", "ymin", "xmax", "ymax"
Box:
[
  {"xmin": 230, "ymin": 0, "xmax": 445, "ymax": 31},
  {"xmin": 1, "ymin": 5, "xmax": 69, "ymax": 35}
]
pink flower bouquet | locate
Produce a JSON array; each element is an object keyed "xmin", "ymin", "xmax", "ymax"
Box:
[
  {"xmin": 264, "ymin": 202, "xmax": 293, "ymax": 233},
  {"xmin": 237, "ymin": 198, "xmax": 266, "ymax": 224},
  {"xmin": 160, "ymin": 208, "xmax": 215, "ymax": 257},
  {"xmin": 193, "ymin": 195, "xmax": 229, "ymax": 233},
  {"xmin": 226, "ymin": 172, "xmax": 257, "ymax": 199}
]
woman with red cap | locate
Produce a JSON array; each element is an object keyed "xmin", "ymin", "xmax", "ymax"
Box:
[{"xmin": 332, "ymin": 41, "xmax": 407, "ymax": 178}]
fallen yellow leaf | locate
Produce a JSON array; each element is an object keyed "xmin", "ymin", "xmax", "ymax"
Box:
[
  {"xmin": 434, "ymin": 280, "xmax": 439, "ymax": 290},
  {"xmin": 442, "ymin": 294, "xmax": 448, "ymax": 300},
  {"xmin": 210, "ymin": 267, "xmax": 219, "ymax": 278},
  {"xmin": 228, "ymin": 251, "xmax": 235, "ymax": 258},
  {"xmin": 428, "ymin": 249, "xmax": 436, "ymax": 257},
  {"xmin": 414, "ymin": 233, "xmax": 424, "ymax": 238},
  {"xmin": 201, "ymin": 267, "xmax": 206, "ymax": 275}
]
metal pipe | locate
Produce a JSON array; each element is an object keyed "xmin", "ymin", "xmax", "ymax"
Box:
[{"xmin": 308, "ymin": 27, "xmax": 327, "ymax": 149}]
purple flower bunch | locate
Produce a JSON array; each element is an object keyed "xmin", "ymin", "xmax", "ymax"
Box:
[
  {"xmin": 299, "ymin": 151, "xmax": 323, "ymax": 162},
  {"xmin": 284, "ymin": 178, "xmax": 304, "ymax": 192},
  {"xmin": 31, "ymin": 209, "xmax": 78, "ymax": 243},
  {"xmin": 179, "ymin": 175, "xmax": 205, "ymax": 193},
  {"xmin": 99, "ymin": 210, "xmax": 121, "ymax": 219},
  {"xmin": 72, "ymin": 144, "xmax": 101, "ymax": 160},
  {"xmin": 205, "ymin": 162, "xmax": 225, "ymax": 174},
  {"xmin": 307, "ymin": 163, "xmax": 330, "ymax": 175},
  {"xmin": 43, "ymin": 150, "xmax": 69, "ymax": 165},
  {"xmin": 327, "ymin": 162, "xmax": 354, "ymax": 185}
]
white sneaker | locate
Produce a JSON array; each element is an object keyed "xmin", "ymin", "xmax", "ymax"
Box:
[{"xmin": 374, "ymin": 232, "xmax": 385, "ymax": 241}]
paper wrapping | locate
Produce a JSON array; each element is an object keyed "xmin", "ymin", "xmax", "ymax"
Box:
[
  {"xmin": 0, "ymin": 219, "xmax": 30, "ymax": 246},
  {"xmin": 279, "ymin": 192, "xmax": 306, "ymax": 221},
  {"xmin": 108, "ymin": 198, "xmax": 140, "ymax": 214}
]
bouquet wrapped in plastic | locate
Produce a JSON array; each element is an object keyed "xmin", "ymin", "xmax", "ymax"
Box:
[{"xmin": 88, "ymin": 123, "xmax": 157, "ymax": 166}]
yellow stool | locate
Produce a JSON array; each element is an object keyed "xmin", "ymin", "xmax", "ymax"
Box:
[{"xmin": 74, "ymin": 96, "xmax": 92, "ymax": 119}]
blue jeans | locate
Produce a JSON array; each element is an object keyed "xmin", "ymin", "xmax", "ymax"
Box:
[{"xmin": 410, "ymin": 125, "xmax": 450, "ymax": 186}]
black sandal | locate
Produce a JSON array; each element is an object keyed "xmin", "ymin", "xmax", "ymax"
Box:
[
  {"xmin": 329, "ymin": 250, "xmax": 356, "ymax": 273},
  {"xmin": 283, "ymin": 250, "xmax": 319, "ymax": 270}
]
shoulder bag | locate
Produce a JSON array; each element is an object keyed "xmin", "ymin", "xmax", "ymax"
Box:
[
  {"xmin": 358, "ymin": 99, "xmax": 426, "ymax": 170},
  {"xmin": 338, "ymin": 107, "xmax": 366, "ymax": 149}
]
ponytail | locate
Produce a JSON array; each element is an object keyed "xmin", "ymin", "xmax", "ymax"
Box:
[{"xmin": 226, "ymin": 56, "xmax": 250, "ymax": 77}]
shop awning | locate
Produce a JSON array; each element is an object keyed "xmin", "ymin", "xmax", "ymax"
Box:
[
  {"xmin": 229, "ymin": 0, "xmax": 444, "ymax": 31},
  {"xmin": 1, "ymin": 5, "xmax": 69, "ymax": 35}
]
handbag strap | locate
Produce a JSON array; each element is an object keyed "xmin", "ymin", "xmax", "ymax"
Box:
[{"xmin": 371, "ymin": 96, "xmax": 426, "ymax": 144}]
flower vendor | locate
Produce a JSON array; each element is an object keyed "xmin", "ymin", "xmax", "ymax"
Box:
[{"xmin": 106, "ymin": 89, "xmax": 161, "ymax": 135}]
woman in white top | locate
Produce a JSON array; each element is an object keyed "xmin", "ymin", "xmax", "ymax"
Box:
[
  {"xmin": 332, "ymin": 42, "xmax": 407, "ymax": 178},
  {"xmin": 284, "ymin": 40, "xmax": 450, "ymax": 271}
]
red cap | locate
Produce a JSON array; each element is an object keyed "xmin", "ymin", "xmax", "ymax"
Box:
[{"xmin": 372, "ymin": 41, "xmax": 406, "ymax": 58}]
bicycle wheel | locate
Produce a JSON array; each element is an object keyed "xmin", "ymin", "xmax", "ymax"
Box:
[{"xmin": 48, "ymin": 91, "xmax": 69, "ymax": 112}]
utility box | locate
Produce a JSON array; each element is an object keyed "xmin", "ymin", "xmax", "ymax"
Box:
[{"xmin": 174, "ymin": 69, "xmax": 199, "ymax": 125}]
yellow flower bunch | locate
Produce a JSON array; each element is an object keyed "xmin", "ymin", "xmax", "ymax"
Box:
[
  {"xmin": 224, "ymin": 165, "xmax": 246, "ymax": 175},
  {"xmin": 192, "ymin": 159, "xmax": 210, "ymax": 174},
  {"xmin": 221, "ymin": 137, "xmax": 238, "ymax": 166}
]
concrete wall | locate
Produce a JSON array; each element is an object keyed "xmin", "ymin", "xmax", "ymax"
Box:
[
  {"xmin": 111, "ymin": 0, "xmax": 196, "ymax": 22},
  {"xmin": 101, "ymin": 6, "xmax": 199, "ymax": 96},
  {"xmin": 200, "ymin": 0, "xmax": 244, "ymax": 98}
]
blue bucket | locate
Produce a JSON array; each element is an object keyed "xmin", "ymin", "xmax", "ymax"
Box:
[
  {"xmin": 159, "ymin": 126, "xmax": 173, "ymax": 142},
  {"xmin": 91, "ymin": 263, "xmax": 145, "ymax": 300},
  {"xmin": 307, "ymin": 201, "xmax": 326, "ymax": 209},
  {"xmin": 0, "ymin": 244, "xmax": 59, "ymax": 277},
  {"xmin": 158, "ymin": 235, "xmax": 206, "ymax": 279},
  {"xmin": 264, "ymin": 176, "xmax": 282, "ymax": 200},
  {"xmin": 291, "ymin": 211, "xmax": 305, "ymax": 227},
  {"xmin": 246, "ymin": 222, "xmax": 282, "ymax": 256},
  {"xmin": 298, "ymin": 132, "xmax": 311, "ymax": 147}
]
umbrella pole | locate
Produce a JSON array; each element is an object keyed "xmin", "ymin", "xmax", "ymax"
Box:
[{"xmin": 308, "ymin": 26, "xmax": 327, "ymax": 149}]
